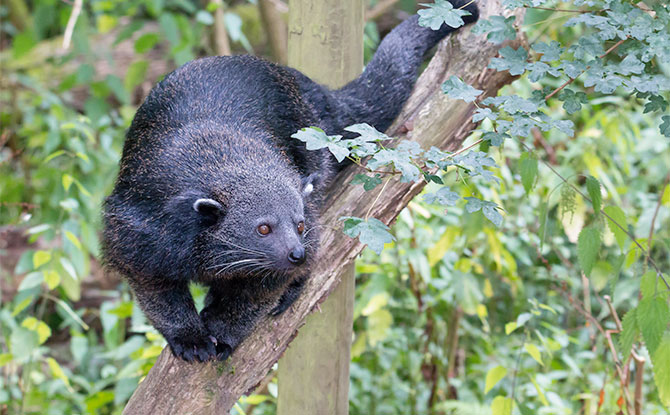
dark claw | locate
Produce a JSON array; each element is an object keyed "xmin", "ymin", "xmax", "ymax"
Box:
[{"xmin": 167, "ymin": 334, "xmax": 218, "ymax": 362}]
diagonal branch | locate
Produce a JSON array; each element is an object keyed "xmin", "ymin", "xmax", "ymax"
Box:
[{"xmin": 123, "ymin": 1, "xmax": 524, "ymax": 414}]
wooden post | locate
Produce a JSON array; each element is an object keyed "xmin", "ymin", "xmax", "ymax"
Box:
[{"xmin": 277, "ymin": 1, "xmax": 363, "ymax": 414}]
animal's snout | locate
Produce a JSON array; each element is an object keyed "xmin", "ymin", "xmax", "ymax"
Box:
[{"xmin": 288, "ymin": 246, "xmax": 306, "ymax": 265}]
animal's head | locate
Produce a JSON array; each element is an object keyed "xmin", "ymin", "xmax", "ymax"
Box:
[{"xmin": 191, "ymin": 172, "xmax": 322, "ymax": 282}]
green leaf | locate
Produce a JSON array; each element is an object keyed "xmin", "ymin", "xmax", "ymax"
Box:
[
  {"xmin": 618, "ymin": 308, "xmax": 639, "ymax": 359},
  {"xmin": 367, "ymin": 145, "xmax": 422, "ymax": 183},
  {"xmin": 62, "ymin": 173, "xmax": 74, "ymax": 192},
  {"xmin": 292, "ymin": 127, "xmax": 350, "ymax": 163},
  {"xmin": 660, "ymin": 115, "xmax": 670, "ymax": 137},
  {"xmin": 482, "ymin": 131, "xmax": 509, "ymax": 146},
  {"xmin": 423, "ymin": 187, "xmax": 460, "ymax": 206},
  {"xmin": 18, "ymin": 272, "xmax": 43, "ymax": 291},
  {"xmin": 585, "ymin": 176, "xmax": 602, "ymax": 214},
  {"xmin": 65, "ymin": 231, "xmax": 83, "ymax": 251},
  {"xmin": 12, "ymin": 30, "xmax": 36, "ymax": 59},
  {"xmin": 12, "ymin": 296, "xmax": 34, "ymax": 316},
  {"xmin": 491, "ymin": 396, "xmax": 513, "ymax": 415},
  {"xmin": 0, "ymin": 353, "xmax": 13, "ymax": 367},
  {"xmin": 519, "ymin": 152, "xmax": 538, "ymax": 194},
  {"xmin": 134, "ymin": 33, "xmax": 160, "ymax": 53},
  {"xmin": 344, "ymin": 123, "xmax": 391, "ymax": 142},
  {"xmin": 603, "ymin": 206, "xmax": 627, "ymax": 251},
  {"xmin": 340, "ymin": 217, "xmax": 395, "ymax": 254},
  {"xmin": 441, "ymin": 76, "xmax": 483, "ymax": 102},
  {"xmin": 485, "ymin": 366, "xmax": 507, "ymax": 394},
  {"xmin": 43, "ymin": 270, "xmax": 60, "ymax": 290},
  {"xmin": 10, "ymin": 327, "xmax": 39, "ymax": 361},
  {"xmin": 644, "ymin": 95, "xmax": 668, "ymax": 113},
  {"xmin": 417, "ymin": 0, "xmax": 471, "ymax": 30},
  {"xmin": 195, "ymin": 10, "xmax": 214, "ymax": 25},
  {"xmin": 524, "ymin": 343, "xmax": 544, "ymax": 366},
  {"xmin": 489, "ymin": 46, "xmax": 528, "ymax": 76},
  {"xmin": 637, "ymin": 296, "xmax": 670, "ymax": 356},
  {"xmin": 367, "ymin": 309, "xmax": 393, "ymax": 346},
  {"xmin": 557, "ymin": 89, "xmax": 588, "ymax": 114},
  {"xmin": 21, "ymin": 317, "xmax": 51, "ymax": 344},
  {"xmin": 47, "ymin": 357, "xmax": 72, "ymax": 390},
  {"xmin": 472, "ymin": 15, "xmax": 516, "ymax": 44},
  {"xmin": 43, "ymin": 150, "xmax": 66, "ymax": 164},
  {"xmin": 532, "ymin": 41, "xmax": 563, "ymax": 62},
  {"xmin": 529, "ymin": 375, "xmax": 549, "ymax": 406},
  {"xmin": 350, "ymin": 174, "xmax": 382, "ymax": 191},
  {"xmin": 652, "ymin": 334, "xmax": 670, "ymax": 407},
  {"xmin": 33, "ymin": 250, "xmax": 51, "ymax": 269},
  {"xmin": 125, "ymin": 60, "xmax": 149, "ymax": 92},
  {"xmin": 577, "ymin": 226, "xmax": 601, "ymax": 276},
  {"xmin": 465, "ymin": 198, "xmax": 503, "ymax": 227},
  {"xmin": 361, "ymin": 293, "xmax": 389, "ymax": 316},
  {"xmin": 641, "ymin": 270, "xmax": 658, "ymax": 299}
]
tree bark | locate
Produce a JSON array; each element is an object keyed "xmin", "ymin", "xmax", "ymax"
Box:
[{"xmin": 123, "ymin": 1, "xmax": 524, "ymax": 414}]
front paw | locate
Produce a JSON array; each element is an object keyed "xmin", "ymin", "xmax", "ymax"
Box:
[
  {"xmin": 207, "ymin": 335, "xmax": 233, "ymax": 361},
  {"xmin": 166, "ymin": 333, "xmax": 217, "ymax": 363},
  {"xmin": 201, "ymin": 313, "xmax": 235, "ymax": 361}
]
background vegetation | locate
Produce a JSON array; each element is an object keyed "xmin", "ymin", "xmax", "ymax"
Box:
[{"xmin": 1, "ymin": 0, "xmax": 669, "ymax": 414}]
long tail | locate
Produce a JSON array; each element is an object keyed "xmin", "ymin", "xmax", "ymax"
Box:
[{"xmin": 296, "ymin": 0, "xmax": 479, "ymax": 135}]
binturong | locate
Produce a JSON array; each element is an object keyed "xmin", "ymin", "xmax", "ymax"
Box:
[{"xmin": 102, "ymin": 1, "xmax": 478, "ymax": 363}]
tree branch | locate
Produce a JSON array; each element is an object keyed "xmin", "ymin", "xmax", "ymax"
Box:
[{"xmin": 123, "ymin": 1, "xmax": 524, "ymax": 413}]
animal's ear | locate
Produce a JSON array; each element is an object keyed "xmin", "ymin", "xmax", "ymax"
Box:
[
  {"xmin": 301, "ymin": 173, "xmax": 321, "ymax": 198},
  {"xmin": 193, "ymin": 198, "xmax": 224, "ymax": 223}
]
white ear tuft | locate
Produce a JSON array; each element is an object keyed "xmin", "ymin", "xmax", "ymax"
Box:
[
  {"xmin": 302, "ymin": 182, "xmax": 314, "ymax": 196},
  {"xmin": 193, "ymin": 198, "xmax": 223, "ymax": 214}
]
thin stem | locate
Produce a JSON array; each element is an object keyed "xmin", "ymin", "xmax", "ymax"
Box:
[
  {"xmin": 545, "ymin": 37, "xmax": 629, "ymax": 101},
  {"xmin": 365, "ymin": 175, "xmax": 392, "ymax": 221},
  {"xmin": 528, "ymin": 6, "xmax": 597, "ymax": 13},
  {"xmin": 62, "ymin": 0, "xmax": 82, "ymax": 50},
  {"xmin": 518, "ymin": 140, "xmax": 670, "ymax": 290},
  {"xmin": 646, "ymin": 171, "xmax": 670, "ymax": 265}
]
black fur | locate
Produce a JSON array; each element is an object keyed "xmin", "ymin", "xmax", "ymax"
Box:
[{"xmin": 102, "ymin": 2, "xmax": 478, "ymax": 363}]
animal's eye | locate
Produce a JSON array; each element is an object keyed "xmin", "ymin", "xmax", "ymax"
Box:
[
  {"xmin": 257, "ymin": 224, "xmax": 272, "ymax": 236},
  {"xmin": 297, "ymin": 221, "xmax": 305, "ymax": 234}
]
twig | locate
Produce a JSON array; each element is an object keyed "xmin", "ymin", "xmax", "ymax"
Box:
[
  {"xmin": 528, "ymin": 6, "xmax": 598, "ymax": 13},
  {"xmin": 62, "ymin": 0, "xmax": 83, "ymax": 50},
  {"xmin": 365, "ymin": 0, "xmax": 400, "ymax": 20},
  {"xmin": 365, "ymin": 175, "xmax": 392, "ymax": 220},
  {"xmin": 599, "ymin": 37, "xmax": 627, "ymax": 59},
  {"xmin": 646, "ymin": 171, "xmax": 670, "ymax": 264},
  {"xmin": 509, "ymin": 332, "xmax": 527, "ymax": 403},
  {"xmin": 604, "ymin": 295, "xmax": 622, "ymax": 331},
  {"xmin": 568, "ymin": 295, "xmax": 633, "ymax": 414},
  {"xmin": 448, "ymin": 138, "xmax": 483, "ymax": 158},
  {"xmin": 212, "ymin": 0, "xmax": 231, "ymax": 56},
  {"xmin": 545, "ymin": 37, "xmax": 629, "ymax": 101},
  {"xmin": 632, "ymin": 351, "xmax": 645, "ymax": 415}
]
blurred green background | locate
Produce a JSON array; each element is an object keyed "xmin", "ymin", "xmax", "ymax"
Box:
[{"xmin": 1, "ymin": 1, "xmax": 669, "ymax": 414}]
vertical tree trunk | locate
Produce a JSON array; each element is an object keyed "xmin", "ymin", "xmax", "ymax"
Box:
[
  {"xmin": 258, "ymin": 0, "xmax": 288, "ymax": 64},
  {"xmin": 277, "ymin": 2, "xmax": 363, "ymax": 413}
]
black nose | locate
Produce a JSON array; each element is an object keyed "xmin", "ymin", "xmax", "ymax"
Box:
[{"xmin": 288, "ymin": 246, "xmax": 306, "ymax": 265}]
